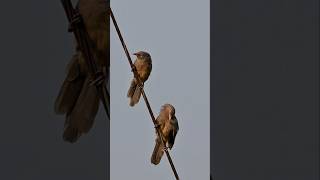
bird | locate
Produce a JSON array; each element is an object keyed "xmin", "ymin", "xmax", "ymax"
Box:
[
  {"xmin": 54, "ymin": 0, "xmax": 110, "ymax": 143},
  {"xmin": 151, "ymin": 104, "xmax": 179, "ymax": 165},
  {"xmin": 127, "ymin": 51, "xmax": 152, "ymax": 106}
]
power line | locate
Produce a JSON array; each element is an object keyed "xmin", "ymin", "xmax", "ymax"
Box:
[{"xmin": 109, "ymin": 7, "xmax": 180, "ymax": 180}]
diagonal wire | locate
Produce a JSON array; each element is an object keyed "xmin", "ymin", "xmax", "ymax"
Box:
[
  {"xmin": 109, "ymin": 7, "xmax": 180, "ymax": 180},
  {"xmin": 60, "ymin": 0, "xmax": 110, "ymax": 119}
]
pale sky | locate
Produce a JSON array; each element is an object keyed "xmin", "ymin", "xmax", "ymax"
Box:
[{"xmin": 110, "ymin": 0, "xmax": 210, "ymax": 179}]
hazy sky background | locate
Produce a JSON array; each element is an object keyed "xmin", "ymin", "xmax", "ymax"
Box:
[{"xmin": 110, "ymin": 0, "xmax": 210, "ymax": 179}]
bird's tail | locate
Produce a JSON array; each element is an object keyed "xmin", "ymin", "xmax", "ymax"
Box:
[
  {"xmin": 127, "ymin": 79, "xmax": 136, "ymax": 98},
  {"xmin": 55, "ymin": 53, "xmax": 84, "ymax": 114},
  {"xmin": 63, "ymin": 125, "xmax": 80, "ymax": 143},
  {"xmin": 127, "ymin": 79, "xmax": 143, "ymax": 106},
  {"xmin": 151, "ymin": 137, "xmax": 164, "ymax": 165},
  {"xmin": 62, "ymin": 75, "xmax": 100, "ymax": 143}
]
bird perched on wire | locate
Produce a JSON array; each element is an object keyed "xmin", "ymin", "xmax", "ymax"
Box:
[
  {"xmin": 55, "ymin": 0, "xmax": 110, "ymax": 143},
  {"xmin": 127, "ymin": 51, "xmax": 152, "ymax": 106},
  {"xmin": 151, "ymin": 104, "xmax": 179, "ymax": 165}
]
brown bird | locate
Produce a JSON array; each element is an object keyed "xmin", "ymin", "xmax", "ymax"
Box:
[
  {"xmin": 127, "ymin": 51, "xmax": 152, "ymax": 106},
  {"xmin": 151, "ymin": 104, "xmax": 179, "ymax": 165},
  {"xmin": 55, "ymin": 0, "xmax": 110, "ymax": 143}
]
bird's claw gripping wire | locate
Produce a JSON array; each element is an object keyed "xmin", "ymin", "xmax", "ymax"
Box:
[
  {"xmin": 68, "ymin": 11, "xmax": 82, "ymax": 32},
  {"xmin": 154, "ymin": 124, "xmax": 160, "ymax": 129},
  {"xmin": 154, "ymin": 123, "xmax": 160, "ymax": 129},
  {"xmin": 131, "ymin": 65, "xmax": 138, "ymax": 73},
  {"xmin": 163, "ymin": 146, "xmax": 168, "ymax": 152},
  {"xmin": 137, "ymin": 82, "xmax": 144, "ymax": 90},
  {"xmin": 90, "ymin": 71, "xmax": 106, "ymax": 86}
]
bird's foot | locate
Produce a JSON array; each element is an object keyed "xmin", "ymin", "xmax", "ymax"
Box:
[
  {"xmin": 68, "ymin": 11, "xmax": 82, "ymax": 32},
  {"xmin": 137, "ymin": 82, "xmax": 144, "ymax": 90},
  {"xmin": 131, "ymin": 65, "xmax": 137, "ymax": 73},
  {"xmin": 90, "ymin": 71, "xmax": 106, "ymax": 86},
  {"xmin": 163, "ymin": 146, "xmax": 168, "ymax": 151},
  {"xmin": 154, "ymin": 123, "xmax": 160, "ymax": 129}
]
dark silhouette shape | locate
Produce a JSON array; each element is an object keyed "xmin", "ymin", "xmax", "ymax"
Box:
[{"xmin": 56, "ymin": 0, "xmax": 110, "ymax": 143}]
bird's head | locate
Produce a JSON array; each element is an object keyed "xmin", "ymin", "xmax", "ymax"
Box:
[
  {"xmin": 162, "ymin": 104, "xmax": 175, "ymax": 120},
  {"xmin": 133, "ymin": 51, "xmax": 151, "ymax": 60}
]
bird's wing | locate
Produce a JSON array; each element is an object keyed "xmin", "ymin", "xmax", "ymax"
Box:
[
  {"xmin": 168, "ymin": 116, "xmax": 179, "ymax": 149},
  {"xmin": 63, "ymin": 74, "xmax": 100, "ymax": 142},
  {"xmin": 156, "ymin": 110, "xmax": 167, "ymax": 128},
  {"xmin": 55, "ymin": 53, "xmax": 84, "ymax": 114}
]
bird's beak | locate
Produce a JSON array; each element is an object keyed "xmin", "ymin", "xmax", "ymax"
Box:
[{"xmin": 133, "ymin": 52, "xmax": 138, "ymax": 56}]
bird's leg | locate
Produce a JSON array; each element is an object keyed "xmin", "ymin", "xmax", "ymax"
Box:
[
  {"xmin": 90, "ymin": 68, "xmax": 106, "ymax": 86},
  {"xmin": 154, "ymin": 121, "xmax": 160, "ymax": 129},
  {"xmin": 137, "ymin": 82, "xmax": 144, "ymax": 90},
  {"xmin": 68, "ymin": 11, "xmax": 82, "ymax": 32},
  {"xmin": 131, "ymin": 65, "xmax": 137, "ymax": 73}
]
